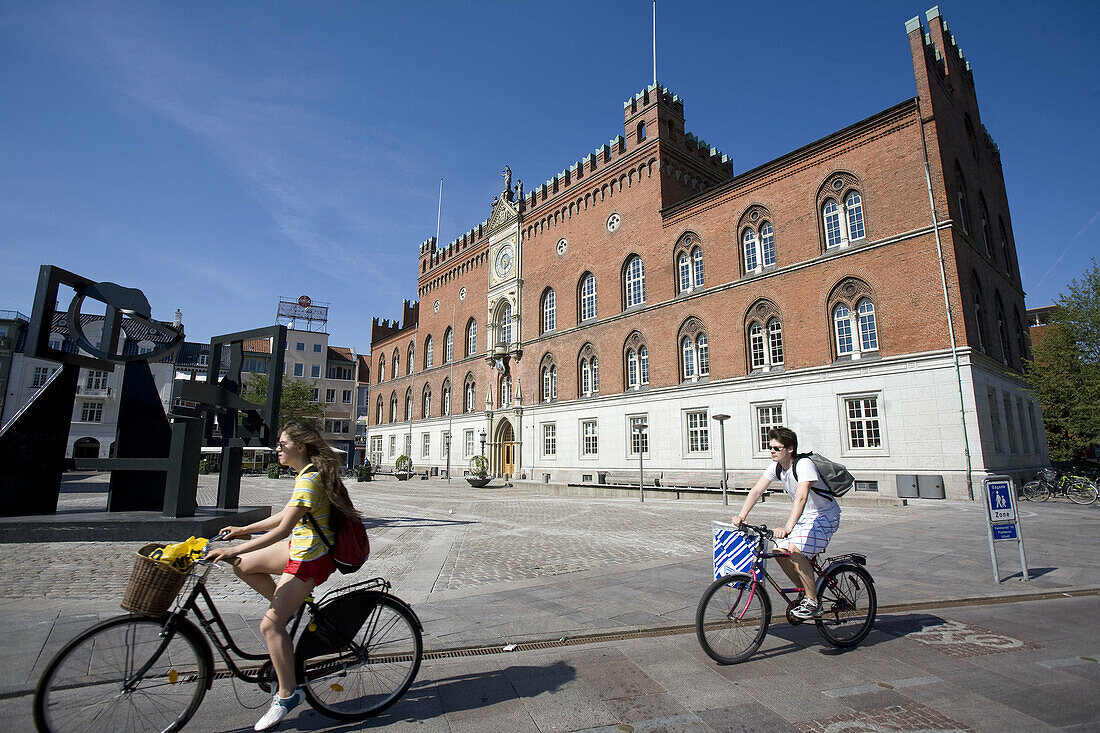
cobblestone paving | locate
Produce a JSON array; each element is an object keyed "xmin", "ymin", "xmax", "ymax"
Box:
[
  {"xmin": 0, "ymin": 474, "xmax": 903, "ymax": 604},
  {"xmin": 799, "ymin": 702, "xmax": 973, "ymax": 732},
  {"xmin": 880, "ymin": 615, "xmax": 1042, "ymax": 657}
]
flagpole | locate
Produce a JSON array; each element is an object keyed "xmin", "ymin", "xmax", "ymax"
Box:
[{"xmin": 652, "ymin": 0, "xmax": 657, "ymax": 87}]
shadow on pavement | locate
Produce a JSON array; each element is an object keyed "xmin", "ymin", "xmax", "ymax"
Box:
[
  {"xmin": 261, "ymin": 660, "xmax": 577, "ymax": 731},
  {"xmin": 363, "ymin": 516, "xmax": 474, "ymax": 529}
]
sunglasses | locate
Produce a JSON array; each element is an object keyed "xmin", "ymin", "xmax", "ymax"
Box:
[{"xmin": 768, "ymin": 445, "xmax": 787, "ymax": 452}]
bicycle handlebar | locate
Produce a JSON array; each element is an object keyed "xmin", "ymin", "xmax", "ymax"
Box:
[{"xmin": 733, "ymin": 522, "xmax": 774, "ymax": 540}]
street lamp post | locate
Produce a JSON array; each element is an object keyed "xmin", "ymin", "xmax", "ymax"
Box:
[
  {"xmin": 479, "ymin": 429, "xmax": 486, "ymax": 457},
  {"xmin": 634, "ymin": 421, "xmax": 648, "ymax": 503},
  {"xmin": 712, "ymin": 414, "xmax": 730, "ymax": 506},
  {"xmin": 444, "ymin": 431, "xmax": 451, "ymax": 481}
]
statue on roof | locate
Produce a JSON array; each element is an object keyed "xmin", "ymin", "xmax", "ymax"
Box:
[{"xmin": 501, "ymin": 165, "xmax": 513, "ymax": 202}]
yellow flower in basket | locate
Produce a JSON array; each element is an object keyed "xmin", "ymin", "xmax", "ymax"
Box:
[{"xmin": 148, "ymin": 536, "xmax": 209, "ymax": 571}]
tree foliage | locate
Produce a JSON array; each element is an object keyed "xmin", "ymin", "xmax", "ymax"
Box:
[
  {"xmin": 1026, "ymin": 259, "xmax": 1100, "ymax": 461},
  {"xmin": 241, "ymin": 373, "xmax": 324, "ymax": 429}
]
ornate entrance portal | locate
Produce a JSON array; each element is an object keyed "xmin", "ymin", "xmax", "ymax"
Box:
[{"xmin": 494, "ymin": 420, "xmax": 515, "ymax": 478}]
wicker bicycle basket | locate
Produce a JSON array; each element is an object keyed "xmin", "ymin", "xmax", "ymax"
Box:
[{"xmin": 121, "ymin": 543, "xmax": 188, "ymax": 617}]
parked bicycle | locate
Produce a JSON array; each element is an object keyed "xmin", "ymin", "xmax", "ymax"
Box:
[
  {"xmin": 696, "ymin": 522, "xmax": 876, "ymax": 664},
  {"xmin": 1020, "ymin": 468, "xmax": 1097, "ymax": 505},
  {"xmin": 33, "ymin": 537, "xmax": 423, "ymax": 732}
]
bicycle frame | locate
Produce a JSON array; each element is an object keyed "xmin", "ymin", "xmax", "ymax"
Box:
[{"xmin": 739, "ymin": 534, "xmax": 862, "ymax": 613}]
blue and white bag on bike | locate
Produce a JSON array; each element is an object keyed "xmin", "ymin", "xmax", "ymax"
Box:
[{"xmin": 712, "ymin": 522, "xmax": 763, "ymax": 581}]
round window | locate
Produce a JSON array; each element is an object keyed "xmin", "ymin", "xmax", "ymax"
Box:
[
  {"xmin": 459, "ymin": 287, "xmax": 467, "ymax": 301},
  {"xmin": 433, "ymin": 300, "xmax": 440, "ymax": 313},
  {"xmin": 556, "ymin": 238, "xmax": 567, "ymax": 256},
  {"xmin": 606, "ymin": 213, "xmax": 621, "ymax": 232}
]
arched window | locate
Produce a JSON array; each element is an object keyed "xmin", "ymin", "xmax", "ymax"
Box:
[
  {"xmin": 678, "ymin": 252, "xmax": 691, "ymax": 292},
  {"xmin": 639, "ymin": 345, "xmax": 649, "ymax": 385},
  {"xmin": 637, "ymin": 121, "xmax": 646, "ymax": 141},
  {"xmin": 392, "ymin": 349, "xmax": 399, "ymax": 379},
  {"xmin": 378, "ymin": 356, "xmax": 385, "ymax": 383},
  {"xmin": 389, "ymin": 393, "xmax": 397, "ymax": 423},
  {"xmin": 627, "ymin": 348, "xmax": 639, "ymax": 389},
  {"xmin": 499, "ymin": 378, "xmax": 511, "ymax": 407},
  {"xmin": 971, "ymin": 276, "xmax": 987, "ymax": 352},
  {"xmin": 442, "ymin": 380, "xmax": 451, "ymax": 416},
  {"xmin": 682, "ymin": 336, "xmax": 696, "ymax": 379},
  {"xmin": 749, "ymin": 323, "xmax": 765, "ymax": 368},
  {"xmin": 541, "ymin": 365, "xmax": 557, "ymax": 402},
  {"xmin": 759, "ymin": 222, "xmax": 775, "ymax": 267},
  {"xmin": 466, "ymin": 319, "xmax": 477, "ymax": 357},
  {"xmin": 579, "ymin": 273, "xmax": 597, "ymax": 322},
  {"xmin": 995, "ymin": 292, "xmax": 1010, "ymax": 365},
  {"xmin": 1014, "ymin": 306, "xmax": 1028, "ymax": 365},
  {"xmin": 999, "ymin": 217, "xmax": 1013, "ymax": 280},
  {"xmin": 406, "ymin": 343, "xmax": 414, "ymax": 375},
  {"xmin": 443, "ymin": 328, "xmax": 453, "ymax": 364},
  {"xmin": 578, "ymin": 346, "xmax": 599, "ymax": 396},
  {"xmin": 425, "ymin": 336, "xmax": 433, "ymax": 368},
  {"xmin": 464, "ymin": 379, "xmax": 476, "ymax": 413},
  {"xmin": 542, "ymin": 289, "xmax": 556, "ymax": 334},
  {"xmin": 375, "ymin": 395, "xmax": 383, "ymax": 424},
  {"xmin": 834, "ymin": 304, "xmax": 853, "ymax": 356},
  {"xmin": 767, "ymin": 319, "xmax": 783, "ymax": 366},
  {"xmin": 404, "ymin": 389, "xmax": 412, "ymax": 421},
  {"xmin": 823, "ymin": 199, "xmax": 843, "ymax": 249},
  {"xmin": 743, "ymin": 228, "xmax": 759, "ymax": 271},
  {"xmin": 955, "ymin": 163, "xmax": 971, "ymax": 234},
  {"xmin": 624, "ymin": 255, "xmax": 646, "ymax": 309},
  {"xmin": 422, "ymin": 386, "xmax": 431, "ymax": 418},
  {"xmin": 497, "ymin": 301, "xmax": 513, "ymax": 345},
  {"xmin": 857, "ymin": 299, "xmax": 878, "ymax": 352},
  {"xmin": 979, "ymin": 194, "xmax": 993, "ymax": 259},
  {"xmin": 697, "ymin": 333, "xmax": 709, "ymax": 375},
  {"xmin": 692, "ymin": 247, "xmax": 705, "ymax": 286},
  {"xmin": 844, "ymin": 192, "xmax": 865, "ymax": 241}
]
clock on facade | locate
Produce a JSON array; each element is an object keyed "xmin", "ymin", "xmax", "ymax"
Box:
[{"xmin": 495, "ymin": 244, "xmax": 514, "ymax": 277}]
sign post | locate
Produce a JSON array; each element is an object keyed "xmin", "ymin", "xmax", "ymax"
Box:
[{"xmin": 981, "ymin": 475, "xmax": 1029, "ymax": 583}]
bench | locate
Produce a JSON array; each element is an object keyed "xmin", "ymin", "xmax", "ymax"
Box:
[
  {"xmin": 661, "ymin": 470, "xmax": 726, "ymax": 490},
  {"xmin": 601, "ymin": 470, "xmax": 663, "ymax": 486}
]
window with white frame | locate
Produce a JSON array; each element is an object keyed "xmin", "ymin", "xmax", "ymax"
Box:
[
  {"xmin": 542, "ymin": 290, "xmax": 556, "ymax": 333},
  {"xmin": 759, "ymin": 222, "xmax": 775, "ymax": 267},
  {"xmin": 543, "ymin": 423, "xmax": 557, "ymax": 457},
  {"xmin": 388, "ymin": 435, "xmax": 396, "ymax": 457},
  {"xmin": 581, "ymin": 419, "xmax": 598, "ymax": 456},
  {"xmin": 404, "ymin": 434, "xmax": 412, "ymax": 458},
  {"xmin": 311, "ymin": 364, "xmax": 321, "ymax": 378},
  {"xmin": 465, "ymin": 430, "xmax": 474, "ymax": 457},
  {"xmin": 823, "ymin": 199, "xmax": 843, "ymax": 248},
  {"xmin": 678, "ymin": 251, "xmax": 692, "ymax": 292},
  {"xmin": 464, "ymin": 381, "xmax": 475, "ymax": 413},
  {"xmin": 579, "ymin": 352, "xmax": 598, "ymax": 396},
  {"xmin": 743, "ymin": 228, "xmax": 759, "ymax": 272},
  {"xmin": 313, "ymin": 343, "xmax": 322, "ymax": 353},
  {"xmin": 293, "ymin": 363, "xmax": 304, "ymax": 377},
  {"xmin": 692, "ymin": 247, "xmax": 705, "ymax": 287},
  {"xmin": 749, "ymin": 323, "xmax": 765, "ymax": 369},
  {"xmin": 834, "ymin": 304, "xmax": 853, "ymax": 356},
  {"xmin": 392, "ymin": 350, "xmax": 399, "ymax": 377},
  {"xmin": 389, "ymin": 394, "xmax": 397, "ymax": 422},
  {"xmin": 580, "ymin": 273, "xmax": 597, "ymax": 322},
  {"xmin": 85, "ymin": 370, "xmax": 109, "ymax": 390},
  {"xmin": 441, "ymin": 432, "xmax": 449, "ymax": 457},
  {"xmin": 857, "ymin": 299, "xmax": 878, "ymax": 351},
  {"xmin": 624, "ymin": 255, "xmax": 646, "ymax": 309},
  {"xmin": 442, "ymin": 382, "xmax": 451, "ymax": 416},
  {"xmin": 325, "ymin": 419, "xmax": 350, "ymax": 434},
  {"xmin": 422, "ymin": 432, "xmax": 430, "ymax": 459},
  {"xmin": 683, "ymin": 336, "xmax": 696, "ymax": 378},
  {"xmin": 444, "ymin": 328, "xmax": 453, "ymax": 364},
  {"xmin": 326, "ymin": 389, "xmax": 336, "ymax": 403},
  {"xmin": 845, "ymin": 395, "xmax": 883, "ymax": 450},
  {"xmin": 629, "ymin": 415, "xmax": 648, "ymax": 456},
  {"xmin": 311, "ymin": 388, "xmax": 320, "ymax": 402},
  {"xmin": 542, "ymin": 365, "xmax": 557, "ymax": 402},
  {"xmin": 342, "ymin": 389, "xmax": 352, "ymax": 404},
  {"xmin": 767, "ymin": 319, "xmax": 783, "ymax": 366},
  {"xmin": 844, "ymin": 192, "xmax": 865, "ymax": 241},
  {"xmin": 198, "ymin": 354, "xmax": 209, "ymax": 366},
  {"xmin": 755, "ymin": 403, "xmax": 784, "ymax": 452},
  {"xmin": 422, "ymin": 388, "xmax": 431, "ymax": 418},
  {"xmin": 81, "ymin": 402, "xmax": 103, "ymax": 423},
  {"xmin": 296, "ymin": 342, "xmax": 305, "ymax": 351},
  {"xmin": 686, "ymin": 410, "xmax": 710, "ymax": 453},
  {"xmin": 407, "ymin": 344, "xmax": 414, "ymax": 375},
  {"xmin": 743, "ymin": 223, "xmax": 776, "ymax": 274},
  {"xmin": 370, "ymin": 435, "xmax": 382, "ymax": 461},
  {"xmin": 499, "ymin": 378, "xmax": 511, "ymax": 408},
  {"xmin": 640, "ymin": 345, "xmax": 649, "ymax": 385},
  {"xmin": 378, "ymin": 356, "xmax": 385, "ymax": 382},
  {"xmin": 497, "ymin": 301, "xmax": 513, "ymax": 345},
  {"xmin": 682, "ymin": 334, "xmax": 709, "ymax": 380},
  {"xmin": 466, "ymin": 320, "xmax": 477, "ymax": 356},
  {"xmin": 425, "ymin": 336, "xmax": 433, "ymax": 368}
]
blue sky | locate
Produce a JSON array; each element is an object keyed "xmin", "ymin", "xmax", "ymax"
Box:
[{"xmin": 2, "ymin": 1, "xmax": 1097, "ymax": 353}]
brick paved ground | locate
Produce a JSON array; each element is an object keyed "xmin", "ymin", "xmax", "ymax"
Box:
[{"xmin": 3, "ymin": 474, "xmax": 1099, "ymax": 730}]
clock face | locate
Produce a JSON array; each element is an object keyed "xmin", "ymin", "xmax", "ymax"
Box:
[{"xmin": 495, "ymin": 245, "xmax": 514, "ymax": 278}]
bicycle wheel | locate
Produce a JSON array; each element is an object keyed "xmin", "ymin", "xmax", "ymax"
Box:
[
  {"xmin": 34, "ymin": 614, "xmax": 209, "ymax": 733},
  {"xmin": 1022, "ymin": 481, "xmax": 1050, "ymax": 502},
  {"xmin": 815, "ymin": 565, "xmax": 877, "ymax": 648},
  {"xmin": 1068, "ymin": 479, "xmax": 1098, "ymax": 505},
  {"xmin": 695, "ymin": 573, "xmax": 771, "ymax": 664},
  {"xmin": 298, "ymin": 593, "xmax": 422, "ymax": 720}
]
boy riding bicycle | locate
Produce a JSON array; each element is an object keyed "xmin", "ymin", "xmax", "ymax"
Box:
[{"xmin": 731, "ymin": 427, "xmax": 840, "ymax": 620}]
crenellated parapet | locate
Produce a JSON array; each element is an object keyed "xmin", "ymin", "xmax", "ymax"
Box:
[{"xmin": 906, "ymin": 6, "xmax": 975, "ymax": 88}]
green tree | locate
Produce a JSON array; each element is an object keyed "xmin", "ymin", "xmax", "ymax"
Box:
[
  {"xmin": 240, "ymin": 373, "xmax": 324, "ymax": 429},
  {"xmin": 1026, "ymin": 259, "xmax": 1100, "ymax": 461}
]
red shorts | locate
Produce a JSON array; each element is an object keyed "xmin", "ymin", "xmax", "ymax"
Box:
[{"xmin": 284, "ymin": 552, "xmax": 336, "ymax": 585}]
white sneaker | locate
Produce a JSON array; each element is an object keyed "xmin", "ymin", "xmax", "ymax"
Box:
[
  {"xmin": 790, "ymin": 599, "xmax": 822, "ymax": 620},
  {"xmin": 254, "ymin": 687, "xmax": 304, "ymax": 731}
]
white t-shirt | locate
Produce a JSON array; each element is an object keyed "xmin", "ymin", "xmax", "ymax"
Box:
[{"xmin": 765, "ymin": 457, "xmax": 841, "ymax": 517}]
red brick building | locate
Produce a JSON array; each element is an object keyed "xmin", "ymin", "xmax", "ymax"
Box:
[{"xmin": 365, "ymin": 7, "xmax": 1045, "ymax": 499}]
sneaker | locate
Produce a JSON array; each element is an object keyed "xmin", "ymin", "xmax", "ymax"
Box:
[
  {"xmin": 790, "ymin": 598, "xmax": 822, "ymax": 620},
  {"xmin": 254, "ymin": 687, "xmax": 304, "ymax": 731}
]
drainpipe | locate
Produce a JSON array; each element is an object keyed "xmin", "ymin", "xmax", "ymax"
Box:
[{"xmin": 918, "ymin": 97, "xmax": 974, "ymax": 500}]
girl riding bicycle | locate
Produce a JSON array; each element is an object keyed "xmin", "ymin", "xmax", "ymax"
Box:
[{"xmin": 206, "ymin": 420, "xmax": 360, "ymax": 731}]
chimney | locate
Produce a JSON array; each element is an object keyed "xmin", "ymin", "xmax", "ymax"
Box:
[{"xmin": 173, "ymin": 309, "xmax": 183, "ymax": 329}]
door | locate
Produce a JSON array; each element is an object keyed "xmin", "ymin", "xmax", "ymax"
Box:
[{"xmin": 500, "ymin": 421, "xmax": 515, "ymax": 477}]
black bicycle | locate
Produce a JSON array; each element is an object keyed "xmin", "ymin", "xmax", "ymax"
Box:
[
  {"xmin": 1021, "ymin": 468, "xmax": 1097, "ymax": 505},
  {"xmin": 33, "ymin": 540, "xmax": 423, "ymax": 732}
]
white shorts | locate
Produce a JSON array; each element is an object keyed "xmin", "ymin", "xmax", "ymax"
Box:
[{"xmin": 775, "ymin": 511, "xmax": 840, "ymax": 556}]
